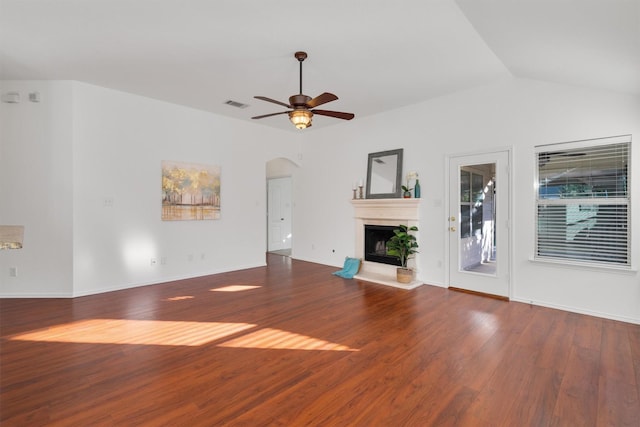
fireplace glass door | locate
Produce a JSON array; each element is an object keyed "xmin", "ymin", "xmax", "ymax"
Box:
[{"xmin": 364, "ymin": 225, "xmax": 401, "ymax": 266}]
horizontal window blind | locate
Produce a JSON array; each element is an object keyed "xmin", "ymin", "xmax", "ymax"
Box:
[{"xmin": 535, "ymin": 136, "xmax": 630, "ymax": 266}]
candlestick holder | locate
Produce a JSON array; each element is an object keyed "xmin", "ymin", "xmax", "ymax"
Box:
[
  {"xmin": 352, "ymin": 188, "xmax": 357, "ymax": 199},
  {"xmin": 358, "ymin": 185, "xmax": 364, "ymax": 199}
]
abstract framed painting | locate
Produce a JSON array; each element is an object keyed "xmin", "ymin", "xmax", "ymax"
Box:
[{"xmin": 161, "ymin": 160, "xmax": 221, "ymax": 221}]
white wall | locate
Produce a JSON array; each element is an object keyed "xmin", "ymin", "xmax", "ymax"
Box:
[
  {"xmin": 0, "ymin": 81, "xmax": 74, "ymax": 296},
  {"xmin": 3, "ymin": 77, "xmax": 638, "ymax": 323},
  {"xmin": 294, "ymin": 77, "xmax": 640, "ymax": 323},
  {"xmin": 1, "ymin": 80, "xmax": 299, "ymax": 297}
]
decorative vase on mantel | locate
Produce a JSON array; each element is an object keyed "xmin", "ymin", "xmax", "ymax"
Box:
[{"xmin": 414, "ymin": 179, "xmax": 421, "ymax": 198}]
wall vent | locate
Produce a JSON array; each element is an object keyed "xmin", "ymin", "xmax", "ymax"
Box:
[{"xmin": 224, "ymin": 100, "xmax": 249, "ymax": 109}]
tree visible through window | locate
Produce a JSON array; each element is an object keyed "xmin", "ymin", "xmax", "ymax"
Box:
[{"xmin": 535, "ymin": 135, "xmax": 630, "ymax": 266}]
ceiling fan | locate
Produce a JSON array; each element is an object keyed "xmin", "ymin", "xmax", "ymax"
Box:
[{"xmin": 252, "ymin": 51, "xmax": 355, "ymax": 129}]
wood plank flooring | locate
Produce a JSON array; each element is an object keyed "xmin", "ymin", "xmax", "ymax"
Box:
[{"xmin": 1, "ymin": 254, "xmax": 639, "ymax": 426}]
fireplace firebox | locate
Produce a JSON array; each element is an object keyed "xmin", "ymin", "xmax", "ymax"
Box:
[{"xmin": 364, "ymin": 225, "xmax": 401, "ymax": 266}]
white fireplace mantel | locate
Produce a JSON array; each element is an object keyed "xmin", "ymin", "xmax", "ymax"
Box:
[
  {"xmin": 351, "ymin": 198, "xmax": 422, "ymax": 289},
  {"xmin": 351, "ymin": 198, "xmax": 420, "ymax": 221}
]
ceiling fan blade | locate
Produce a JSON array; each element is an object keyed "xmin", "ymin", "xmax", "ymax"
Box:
[
  {"xmin": 306, "ymin": 92, "xmax": 338, "ymax": 108},
  {"xmin": 254, "ymin": 96, "xmax": 292, "ymax": 108},
  {"xmin": 311, "ymin": 109, "xmax": 355, "ymax": 120},
  {"xmin": 251, "ymin": 111, "xmax": 290, "ymax": 120}
]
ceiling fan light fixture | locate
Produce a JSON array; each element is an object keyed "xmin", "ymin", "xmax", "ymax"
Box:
[{"xmin": 289, "ymin": 110, "xmax": 312, "ymax": 129}]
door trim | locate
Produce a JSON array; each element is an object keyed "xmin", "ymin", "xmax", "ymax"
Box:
[{"xmin": 444, "ymin": 147, "xmax": 513, "ymax": 299}]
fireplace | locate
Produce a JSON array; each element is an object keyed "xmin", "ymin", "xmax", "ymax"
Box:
[
  {"xmin": 351, "ymin": 198, "xmax": 421, "ymax": 289},
  {"xmin": 364, "ymin": 225, "xmax": 401, "ymax": 266}
]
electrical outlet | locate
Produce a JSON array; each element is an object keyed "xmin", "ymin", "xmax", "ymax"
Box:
[
  {"xmin": 9, "ymin": 267, "xmax": 17, "ymax": 277},
  {"xmin": 160, "ymin": 257, "xmax": 167, "ymax": 265}
]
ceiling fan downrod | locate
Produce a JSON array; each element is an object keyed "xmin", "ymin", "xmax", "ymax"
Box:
[{"xmin": 295, "ymin": 51, "xmax": 307, "ymax": 95}]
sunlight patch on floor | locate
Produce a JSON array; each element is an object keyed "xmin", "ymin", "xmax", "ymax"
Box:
[
  {"xmin": 9, "ymin": 319, "xmax": 256, "ymax": 346},
  {"xmin": 218, "ymin": 328, "xmax": 359, "ymax": 352},
  {"xmin": 164, "ymin": 295, "xmax": 195, "ymax": 301},
  {"xmin": 469, "ymin": 310, "xmax": 499, "ymax": 340},
  {"xmin": 211, "ymin": 285, "xmax": 261, "ymax": 292}
]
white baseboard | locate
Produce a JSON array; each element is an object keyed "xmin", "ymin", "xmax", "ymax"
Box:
[
  {"xmin": 0, "ymin": 292, "xmax": 74, "ymax": 298},
  {"xmin": 510, "ymin": 296, "xmax": 640, "ymax": 325}
]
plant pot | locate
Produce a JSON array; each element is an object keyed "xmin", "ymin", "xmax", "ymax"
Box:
[
  {"xmin": 396, "ymin": 267, "xmax": 413, "ymax": 284},
  {"xmin": 403, "ymin": 191, "xmax": 411, "ymax": 198}
]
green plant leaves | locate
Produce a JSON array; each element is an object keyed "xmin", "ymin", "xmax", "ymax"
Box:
[{"xmin": 385, "ymin": 224, "xmax": 419, "ymax": 268}]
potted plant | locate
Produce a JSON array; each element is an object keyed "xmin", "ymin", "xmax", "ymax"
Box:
[
  {"xmin": 401, "ymin": 185, "xmax": 412, "ymax": 198},
  {"xmin": 386, "ymin": 224, "xmax": 419, "ymax": 283}
]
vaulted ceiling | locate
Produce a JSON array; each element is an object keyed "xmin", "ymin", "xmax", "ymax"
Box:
[{"xmin": 1, "ymin": 0, "xmax": 638, "ymax": 131}]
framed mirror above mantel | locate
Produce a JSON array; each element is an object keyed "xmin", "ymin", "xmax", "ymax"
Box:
[{"xmin": 365, "ymin": 149, "xmax": 403, "ymax": 199}]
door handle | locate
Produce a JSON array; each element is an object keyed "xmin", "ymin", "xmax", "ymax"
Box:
[
  {"xmin": 449, "ymin": 216, "xmax": 456, "ymax": 222},
  {"xmin": 450, "ymin": 226, "xmax": 456, "ymax": 232}
]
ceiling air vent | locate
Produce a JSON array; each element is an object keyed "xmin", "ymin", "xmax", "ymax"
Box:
[{"xmin": 224, "ymin": 100, "xmax": 249, "ymax": 109}]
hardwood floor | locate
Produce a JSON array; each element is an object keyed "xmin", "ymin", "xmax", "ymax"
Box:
[{"xmin": 1, "ymin": 254, "xmax": 639, "ymax": 426}]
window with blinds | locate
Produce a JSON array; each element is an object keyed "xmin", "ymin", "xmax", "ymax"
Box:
[{"xmin": 535, "ymin": 135, "xmax": 630, "ymax": 266}]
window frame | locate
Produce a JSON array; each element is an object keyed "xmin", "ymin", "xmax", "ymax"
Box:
[{"xmin": 534, "ymin": 135, "xmax": 632, "ymax": 269}]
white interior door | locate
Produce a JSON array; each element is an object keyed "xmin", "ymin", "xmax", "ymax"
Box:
[
  {"xmin": 448, "ymin": 151, "xmax": 510, "ymax": 298},
  {"xmin": 267, "ymin": 177, "xmax": 292, "ymax": 252}
]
